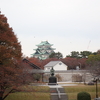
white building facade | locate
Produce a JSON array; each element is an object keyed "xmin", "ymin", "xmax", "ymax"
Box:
[{"xmin": 44, "ymin": 61, "xmax": 68, "ymax": 71}]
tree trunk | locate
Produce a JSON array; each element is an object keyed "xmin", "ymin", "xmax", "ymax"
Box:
[
  {"xmin": 0, "ymin": 91, "xmax": 4, "ymax": 100},
  {"xmin": 0, "ymin": 88, "xmax": 13, "ymax": 100},
  {"xmin": 0, "ymin": 97, "xmax": 3, "ymax": 100}
]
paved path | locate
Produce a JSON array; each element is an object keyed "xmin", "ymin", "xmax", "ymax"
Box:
[
  {"xmin": 49, "ymin": 85, "xmax": 68, "ymax": 100},
  {"xmin": 30, "ymin": 82, "xmax": 77, "ymax": 100}
]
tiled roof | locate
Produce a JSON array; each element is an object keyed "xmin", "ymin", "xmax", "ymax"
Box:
[
  {"xmin": 31, "ymin": 41, "xmax": 55, "ymax": 60},
  {"xmin": 23, "ymin": 59, "xmax": 41, "ymax": 69},
  {"xmin": 36, "ymin": 41, "xmax": 53, "ymax": 46},
  {"xmin": 44, "ymin": 61, "xmax": 62, "ymax": 67},
  {"xmin": 35, "ymin": 51, "xmax": 40, "ymax": 54}
]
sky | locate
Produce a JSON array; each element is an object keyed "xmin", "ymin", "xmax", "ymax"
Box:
[{"xmin": 0, "ymin": 0, "xmax": 100, "ymax": 57}]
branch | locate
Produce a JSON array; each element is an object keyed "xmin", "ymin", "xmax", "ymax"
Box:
[{"xmin": 2, "ymin": 87, "xmax": 14, "ymax": 100}]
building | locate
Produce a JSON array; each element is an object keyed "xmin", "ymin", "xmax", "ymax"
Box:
[
  {"xmin": 43, "ymin": 61, "xmax": 93, "ymax": 82},
  {"xmin": 23, "ymin": 59, "xmax": 93, "ymax": 83},
  {"xmin": 31, "ymin": 41, "xmax": 55, "ymax": 60},
  {"xmin": 44, "ymin": 61, "xmax": 68, "ymax": 71}
]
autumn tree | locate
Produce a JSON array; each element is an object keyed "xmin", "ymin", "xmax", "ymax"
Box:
[
  {"xmin": 97, "ymin": 49, "xmax": 100, "ymax": 54},
  {"xmin": 28, "ymin": 57, "xmax": 41, "ymax": 68},
  {"xmin": 0, "ymin": 12, "xmax": 23, "ymax": 100},
  {"xmin": 0, "ymin": 13, "xmax": 22, "ymax": 65},
  {"xmin": 62, "ymin": 57, "xmax": 87, "ymax": 69}
]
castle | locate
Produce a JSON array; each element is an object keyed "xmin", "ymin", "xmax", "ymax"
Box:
[{"xmin": 31, "ymin": 41, "xmax": 55, "ymax": 60}]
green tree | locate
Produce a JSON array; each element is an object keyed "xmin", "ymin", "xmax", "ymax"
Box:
[
  {"xmin": 70, "ymin": 51, "xmax": 79, "ymax": 58},
  {"xmin": 87, "ymin": 54, "xmax": 100, "ymax": 76},
  {"xmin": 49, "ymin": 52, "xmax": 63, "ymax": 59},
  {"xmin": 80, "ymin": 51, "xmax": 92, "ymax": 58},
  {"xmin": 87, "ymin": 54, "xmax": 100, "ymax": 63},
  {"xmin": 66, "ymin": 51, "xmax": 92, "ymax": 58}
]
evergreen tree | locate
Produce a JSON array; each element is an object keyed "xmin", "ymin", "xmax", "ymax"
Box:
[{"xmin": 49, "ymin": 52, "xmax": 63, "ymax": 59}]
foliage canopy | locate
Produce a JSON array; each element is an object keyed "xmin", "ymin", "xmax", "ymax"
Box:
[
  {"xmin": 0, "ymin": 14, "xmax": 22, "ymax": 66},
  {"xmin": 0, "ymin": 13, "xmax": 22, "ymax": 100}
]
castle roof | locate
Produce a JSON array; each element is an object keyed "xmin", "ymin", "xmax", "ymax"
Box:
[
  {"xmin": 32, "ymin": 49, "xmax": 50, "ymax": 56},
  {"xmin": 36, "ymin": 41, "xmax": 53, "ymax": 46}
]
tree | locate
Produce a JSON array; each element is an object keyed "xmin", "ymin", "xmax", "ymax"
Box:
[
  {"xmin": 87, "ymin": 54, "xmax": 100, "ymax": 76},
  {"xmin": 63, "ymin": 57, "xmax": 87, "ymax": 69},
  {"xmin": 66, "ymin": 51, "xmax": 92, "ymax": 58},
  {"xmin": 49, "ymin": 52, "xmax": 63, "ymax": 59},
  {"xmin": 0, "ymin": 13, "xmax": 23, "ymax": 100},
  {"xmin": 62, "ymin": 57, "xmax": 78, "ymax": 69},
  {"xmin": 66, "ymin": 51, "xmax": 80, "ymax": 58},
  {"xmin": 0, "ymin": 13, "xmax": 22, "ymax": 65},
  {"xmin": 71, "ymin": 51, "xmax": 79, "ymax": 58},
  {"xmin": 97, "ymin": 49, "xmax": 100, "ymax": 54},
  {"xmin": 28, "ymin": 57, "xmax": 41, "ymax": 67},
  {"xmin": 80, "ymin": 51, "xmax": 92, "ymax": 58},
  {"xmin": 33, "ymin": 73, "xmax": 41, "ymax": 82},
  {"xmin": 87, "ymin": 54, "xmax": 100, "ymax": 64},
  {"xmin": 0, "ymin": 61, "xmax": 34, "ymax": 100}
]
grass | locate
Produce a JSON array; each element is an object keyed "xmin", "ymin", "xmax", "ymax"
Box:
[
  {"xmin": 4, "ymin": 83, "xmax": 100, "ymax": 100},
  {"xmin": 5, "ymin": 92, "xmax": 50, "ymax": 100},
  {"xmin": 64, "ymin": 84, "xmax": 100, "ymax": 100},
  {"xmin": 5, "ymin": 85, "xmax": 50, "ymax": 100}
]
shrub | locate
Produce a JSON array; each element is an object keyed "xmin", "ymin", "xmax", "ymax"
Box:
[
  {"xmin": 77, "ymin": 91, "xmax": 91, "ymax": 100},
  {"xmin": 33, "ymin": 73, "xmax": 41, "ymax": 81}
]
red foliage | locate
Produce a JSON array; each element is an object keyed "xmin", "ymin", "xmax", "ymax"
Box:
[
  {"xmin": 0, "ymin": 13, "xmax": 22, "ymax": 65},
  {"xmin": 0, "ymin": 61, "xmax": 34, "ymax": 100},
  {"xmin": 28, "ymin": 57, "xmax": 41, "ymax": 68},
  {"xmin": 28, "ymin": 57, "xmax": 61, "ymax": 69},
  {"xmin": 28, "ymin": 57, "xmax": 87, "ymax": 70},
  {"xmin": 62, "ymin": 57, "xmax": 87, "ymax": 69},
  {"xmin": 0, "ymin": 13, "xmax": 23, "ymax": 100}
]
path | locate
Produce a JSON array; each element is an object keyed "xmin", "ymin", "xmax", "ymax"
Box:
[{"xmin": 49, "ymin": 85, "xmax": 68, "ymax": 100}]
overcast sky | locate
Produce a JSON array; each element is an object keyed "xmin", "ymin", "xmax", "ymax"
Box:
[{"xmin": 0, "ymin": 0, "xmax": 100, "ymax": 57}]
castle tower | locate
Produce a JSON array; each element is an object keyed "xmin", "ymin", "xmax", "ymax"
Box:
[{"xmin": 31, "ymin": 41, "xmax": 55, "ymax": 60}]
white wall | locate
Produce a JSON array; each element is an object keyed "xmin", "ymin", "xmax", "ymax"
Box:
[
  {"xmin": 44, "ymin": 61, "xmax": 68, "ymax": 71},
  {"xmin": 44, "ymin": 67, "xmax": 51, "ymax": 71},
  {"xmin": 53, "ymin": 62, "xmax": 67, "ymax": 71}
]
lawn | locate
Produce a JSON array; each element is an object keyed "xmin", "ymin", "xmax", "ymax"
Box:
[
  {"xmin": 64, "ymin": 84, "xmax": 100, "ymax": 100},
  {"xmin": 5, "ymin": 92, "xmax": 50, "ymax": 100},
  {"xmin": 4, "ymin": 85, "xmax": 50, "ymax": 100},
  {"xmin": 4, "ymin": 84, "xmax": 100, "ymax": 100}
]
